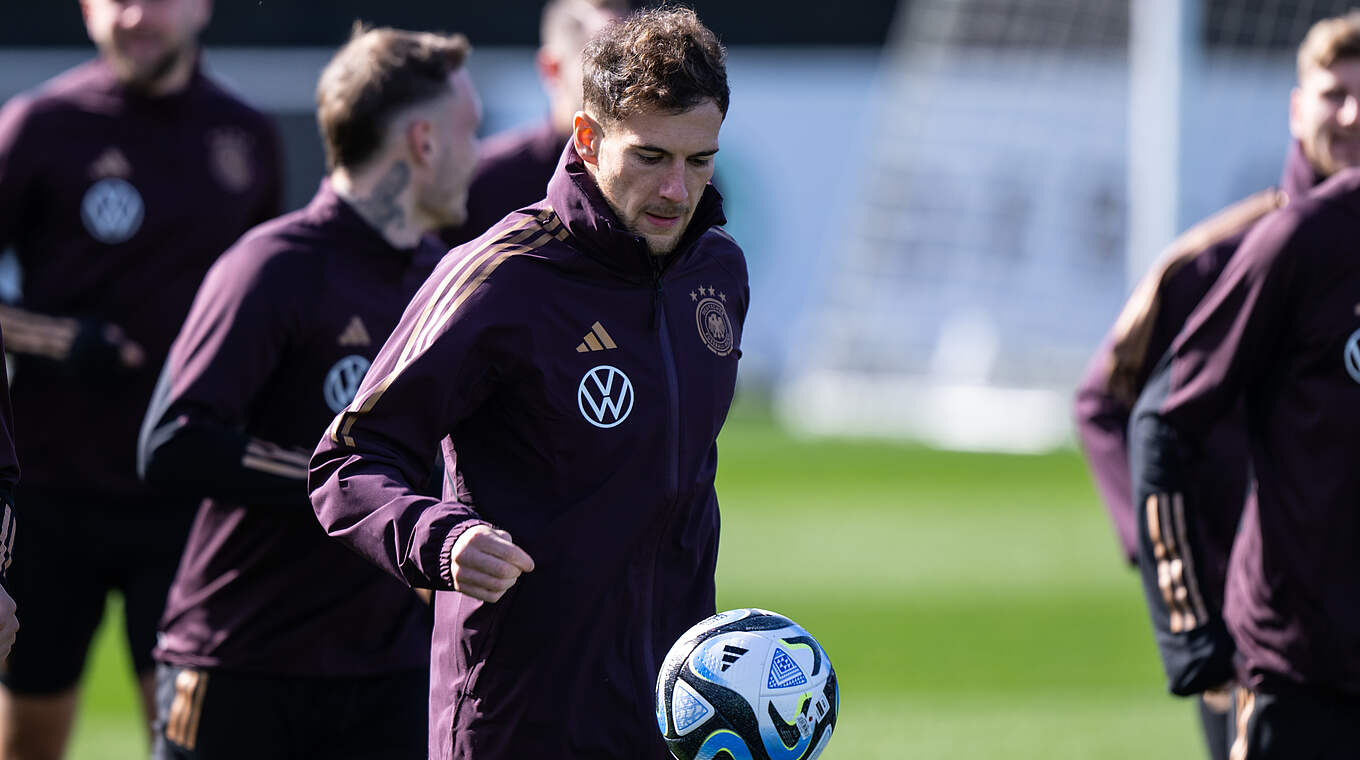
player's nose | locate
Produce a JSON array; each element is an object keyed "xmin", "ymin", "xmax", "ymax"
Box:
[
  {"xmin": 118, "ymin": 2, "xmax": 146, "ymax": 29},
  {"xmin": 658, "ymin": 162, "xmax": 688, "ymax": 203}
]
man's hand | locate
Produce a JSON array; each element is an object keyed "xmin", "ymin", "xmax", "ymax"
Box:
[
  {"xmin": 69, "ymin": 320, "xmax": 145, "ymax": 375},
  {"xmin": 448, "ymin": 525, "xmax": 535, "ymax": 603},
  {"xmin": 0, "ymin": 586, "xmax": 17, "ymax": 661},
  {"xmin": 101, "ymin": 324, "xmax": 146, "ymax": 369}
]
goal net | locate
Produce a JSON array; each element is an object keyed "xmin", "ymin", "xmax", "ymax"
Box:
[{"xmin": 774, "ymin": 0, "xmax": 1357, "ymax": 452}]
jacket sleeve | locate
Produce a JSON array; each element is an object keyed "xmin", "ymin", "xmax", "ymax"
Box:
[
  {"xmin": 0, "ymin": 496, "xmax": 12, "ymax": 588},
  {"xmin": 309, "ymin": 256, "xmax": 503, "ymax": 591},
  {"xmin": 1127, "ymin": 208, "xmax": 1299, "ymax": 696},
  {"xmin": 1073, "ymin": 338, "xmax": 1139, "ymax": 563},
  {"xmin": 1075, "ymin": 249, "xmax": 1232, "ymax": 566},
  {"xmin": 138, "ymin": 243, "xmax": 314, "ymax": 507}
]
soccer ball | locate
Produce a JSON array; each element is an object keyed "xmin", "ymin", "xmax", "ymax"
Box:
[{"xmin": 655, "ymin": 608, "xmax": 838, "ymax": 760}]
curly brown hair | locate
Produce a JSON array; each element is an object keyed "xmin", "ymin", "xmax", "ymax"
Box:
[
  {"xmin": 316, "ymin": 24, "xmax": 471, "ymax": 171},
  {"xmin": 581, "ymin": 6, "xmax": 728, "ymax": 123}
]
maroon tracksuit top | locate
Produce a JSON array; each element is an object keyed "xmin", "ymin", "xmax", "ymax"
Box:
[
  {"xmin": 1131, "ymin": 164, "xmax": 1360, "ymax": 696},
  {"xmin": 1075, "ymin": 142, "xmax": 1318, "ymax": 606},
  {"xmin": 0, "ymin": 58, "xmax": 281, "ymax": 500},
  {"xmin": 141, "ymin": 184, "xmax": 438, "ymax": 675},
  {"xmin": 310, "ymin": 142, "xmax": 748, "ymax": 759}
]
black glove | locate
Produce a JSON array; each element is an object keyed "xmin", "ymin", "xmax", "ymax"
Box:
[{"xmin": 64, "ymin": 319, "xmax": 144, "ymax": 378}]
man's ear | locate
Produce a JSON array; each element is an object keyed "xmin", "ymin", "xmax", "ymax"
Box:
[
  {"xmin": 406, "ymin": 118, "xmax": 436, "ymax": 167},
  {"xmin": 536, "ymin": 47, "xmax": 562, "ymax": 89},
  {"xmin": 573, "ymin": 112, "xmax": 602, "ymax": 167}
]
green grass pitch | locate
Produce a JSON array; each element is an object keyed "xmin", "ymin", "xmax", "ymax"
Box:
[{"xmin": 64, "ymin": 405, "xmax": 1201, "ymax": 758}]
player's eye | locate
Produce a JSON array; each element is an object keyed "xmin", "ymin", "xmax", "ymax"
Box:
[
  {"xmin": 688, "ymin": 157, "xmax": 713, "ymax": 168},
  {"xmin": 637, "ymin": 153, "xmax": 664, "ymax": 165}
]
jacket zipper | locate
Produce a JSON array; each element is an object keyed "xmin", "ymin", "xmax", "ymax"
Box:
[
  {"xmin": 642, "ymin": 256, "xmax": 683, "ymax": 698},
  {"xmin": 650, "ymin": 256, "xmax": 682, "ymax": 500}
]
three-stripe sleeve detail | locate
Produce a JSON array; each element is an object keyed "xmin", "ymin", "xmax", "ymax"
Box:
[
  {"xmin": 241, "ymin": 439, "xmax": 311, "ymax": 480},
  {"xmin": 1146, "ymin": 492, "xmax": 1210, "ymax": 633},
  {"xmin": 0, "ymin": 305, "xmax": 77, "ymax": 360},
  {"xmin": 0, "ymin": 502, "xmax": 13, "ymax": 575},
  {"xmin": 1228, "ymin": 689, "xmax": 1255, "ymax": 760},
  {"xmin": 165, "ymin": 668, "xmax": 210, "ymax": 750},
  {"xmin": 327, "ymin": 211, "xmax": 561, "ymax": 448}
]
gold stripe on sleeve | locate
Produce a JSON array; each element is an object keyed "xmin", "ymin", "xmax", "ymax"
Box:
[
  {"xmin": 542, "ymin": 210, "xmax": 570, "ymax": 241},
  {"xmin": 1106, "ymin": 188, "xmax": 1287, "ymax": 404},
  {"xmin": 166, "ymin": 668, "xmax": 199, "ymax": 746},
  {"xmin": 411, "ymin": 225, "xmax": 553, "ymax": 358},
  {"xmin": 1171, "ymin": 492, "xmax": 1210, "ymax": 630},
  {"xmin": 1147, "ymin": 493, "xmax": 1190, "ymax": 633},
  {"xmin": 328, "ymin": 221, "xmax": 558, "ymax": 447},
  {"xmin": 1229, "ymin": 689, "xmax": 1255, "ymax": 760},
  {"xmin": 182, "ymin": 670, "xmax": 210, "ymax": 750},
  {"xmin": 244, "ymin": 440, "xmax": 312, "ymax": 469},
  {"xmin": 1156, "ymin": 492, "xmax": 1196, "ymax": 631},
  {"xmin": 396, "ymin": 216, "xmax": 541, "ymax": 368},
  {"xmin": 0, "ymin": 308, "xmax": 78, "ymax": 360},
  {"xmin": 241, "ymin": 454, "xmax": 309, "ymax": 480},
  {"xmin": 0, "ymin": 506, "xmax": 13, "ymax": 573}
]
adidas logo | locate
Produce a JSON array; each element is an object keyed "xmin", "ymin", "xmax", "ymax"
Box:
[
  {"xmin": 89, "ymin": 147, "xmax": 132, "ymax": 180},
  {"xmin": 719, "ymin": 644, "xmax": 748, "ymax": 672},
  {"xmin": 338, "ymin": 315, "xmax": 371, "ymax": 347},
  {"xmin": 575, "ymin": 321, "xmax": 617, "ymax": 353}
]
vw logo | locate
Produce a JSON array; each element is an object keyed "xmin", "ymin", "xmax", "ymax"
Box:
[
  {"xmin": 578, "ymin": 365, "xmax": 634, "ymax": 428},
  {"xmin": 81, "ymin": 178, "xmax": 144, "ymax": 244},
  {"xmin": 1346, "ymin": 328, "xmax": 1360, "ymax": 385},
  {"xmin": 324, "ymin": 354, "xmax": 371, "ymax": 413}
]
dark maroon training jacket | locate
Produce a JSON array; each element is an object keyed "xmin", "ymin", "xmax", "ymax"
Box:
[
  {"xmin": 141, "ymin": 184, "xmax": 438, "ymax": 676},
  {"xmin": 1131, "ymin": 164, "xmax": 1360, "ymax": 697},
  {"xmin": 0, "ymin": 58, "xmax": 281, "ymax": 499},
  {"xmin": 1075, "ymin": 142, "xmax": 1317, "ymax": 597},
  {"xmin": 310, "ymin": 142, "xmax": 748, "ymax": 759}
]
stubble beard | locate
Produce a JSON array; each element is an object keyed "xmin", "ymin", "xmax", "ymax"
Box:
[{"xmin": 117, "ymin": 42, "xmax": 190, "ymax": 94}]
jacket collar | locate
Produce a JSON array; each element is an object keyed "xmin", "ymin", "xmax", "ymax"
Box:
[{"xmin": 544, "ymin": 139, "xmax": 726, "ymax": 278}]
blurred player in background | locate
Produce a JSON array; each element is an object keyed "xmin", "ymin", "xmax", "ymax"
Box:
[
  {"xmin": 1075, "ymin": 12, "xmax": 1360, "ymax": 759},
  {"xmin": 0, "ymin": 0, "xmax": 281, "ymax": 756},
  {"xmin": 440, "ymin": 0, "xmax": 627, "ymax": 246},
  {"xmin": 136, "ymin": 25, "xmax": 477, "ymax": 759},
  {"xmin": 0, "ymin": 326, "xmax": 18, "ymax": 664},
  {"xmin": 1121, "ymin": 11, "xmax": 1360, "ymax": 759},
  {"xmin": 310, "ymin": 8, "xmax": 744, "ymax": 758}
]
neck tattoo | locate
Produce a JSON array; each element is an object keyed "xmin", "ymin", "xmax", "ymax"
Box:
[{"xmin": 351, "ymin": 161, "xmax": 411, "ymax": 236}]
